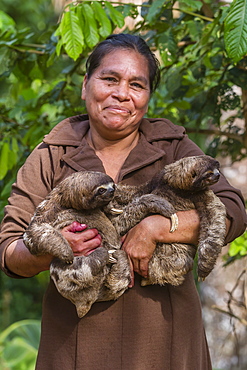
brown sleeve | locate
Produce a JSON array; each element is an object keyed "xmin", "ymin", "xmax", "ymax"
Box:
[
  {"xmin": 173, "ymin": 135, "xmax": 247, "ymax": 244},
  {"xmin": 0, "ymin": 142, "xmax": 59, "ymax": 277}
]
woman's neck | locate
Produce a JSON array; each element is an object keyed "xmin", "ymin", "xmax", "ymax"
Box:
[
  {"xmin": 86, "ymin": 127, "xmax": 139, "ymax": 153},
  {"xmin": 86, "ymin": 128, "xmax": 140, "ymax": 181}
]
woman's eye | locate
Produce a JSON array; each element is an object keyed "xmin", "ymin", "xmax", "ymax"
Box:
[
  {"xmin": 131, "ymin": 82, "xmax": 144, "ymax": 89},
  {"xmin": 103, "ymin": 77, "xmax": 117, "ymax": 82}
]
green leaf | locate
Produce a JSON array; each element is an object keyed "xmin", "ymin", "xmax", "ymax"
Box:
[
  {"xmin": 7, "ymin": 137, "xmax": 19, "ymax": 168},
  {"xmin": 0, "ymin": 320, "xmax": 40, "ymax": 370},
  {"xmin": 159, "ymin": 29, "xmax": 177, "ymax": 66},
  {"xmin": 59, "ymin": 8, "xmax": 84, "ymax": 60},
  {"xmin": 228, "ymin": 232, "xmax": 247, "ymax": 257},
  {"xmin": 227, "ymin": 65, "xmax": 247, "ymax": 89},
  {"xmin": 0, "ymin": 46, "xmax": 12, "ymax": 75},
  {"xmin": 95, "ymin": 3, "xmax": 112, "ymax": 38},
  {"xmin": 179, "ymin": 0, "xmax": 202, "ymax": 12},
  {"xmin": 0, "ymin": 320, "xmax": 40, "ymax": 346},
  {"xmin": 55, "ymin": 36, "xmax": 64, "ymax": 56},
  {"xmin": 80, "ymin": 4, "xmax": 100, "ymax": 48},
  {"xmin": 0, "ymin": 141, "xmax": 9, "ymax": 180},
  {"xmin": 104, "ymin": 1, "xmax": 125, "ymax": 28},
  {"xmin": 224, "ymin": 0, "xmax": 247, "ymax": 62},
  {"xmin": 92, "ymin": 2, "xmax": 112, "ymax": 38},
  {"xmin": 0, "ymin": 10, "xmax": 16, "ymax": 34},
  {"xmin": 146, "ymin": 0, "xmax": 167, "ymax": 23}
]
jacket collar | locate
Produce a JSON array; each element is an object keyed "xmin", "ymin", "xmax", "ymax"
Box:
[
  {"xmin": 43, "ymin": 115, "xmax": 90, "ymax": 147},
  {"xmin": 43, "ymin": 114, "xmax": 186, "ymax": 180},
  {"xmin": 43, "ymin": 114, "xmax": 186, "ymax": 146}
]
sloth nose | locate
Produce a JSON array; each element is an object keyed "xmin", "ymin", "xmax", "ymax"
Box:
[
  {"xmin": 108, "ymin": 186, "xmax": 115, "ymax": 194},
  {"xmin": 212, "ymin": 168, "xmax": 220, "ymax": 181},
  {"xmin": 204, "ymin": 169, "xmax": 220, "ymax": 185}
]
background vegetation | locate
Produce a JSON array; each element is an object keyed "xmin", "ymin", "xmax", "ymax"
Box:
[{"xmin": 0, "ymin": 0, "xmax": 246, "ymax": 369}]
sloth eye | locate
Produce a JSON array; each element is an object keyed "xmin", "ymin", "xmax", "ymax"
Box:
[
  {"xmin": 96, "ymin": 187, "xmax": 107, "ymax": 195},
  {"xmin": 191, "ymin": 172, "xmax": 197, "ymax": 178}
]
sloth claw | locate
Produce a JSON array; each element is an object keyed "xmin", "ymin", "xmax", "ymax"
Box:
[
  {"xmin": 170, "ymin": 213, "xmax": 179, "ymax": 233},
  {"xmin": 108, "ymin": 249, "xmax": 117, "ymax": 263},
  {"xmin": 110, "ymin": 208, "xmax": 123, "ymax": 214}
]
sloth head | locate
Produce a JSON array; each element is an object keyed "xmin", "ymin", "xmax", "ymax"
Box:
[
  {"xmin": 49, "ymin": 171, "xmax": 115, "ymax": 210},
  {"xmin": 161, "ymin": 155, "xmax": 221, "ymax": 191}
]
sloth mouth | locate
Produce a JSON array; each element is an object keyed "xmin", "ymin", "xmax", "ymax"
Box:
[
  {"xmin": 204, "ymin": 169, "xmax": 220, "ymax": 185},
  {"xmin": 193, "ymin": 169, "xmax": 220, "ymax": 188}
]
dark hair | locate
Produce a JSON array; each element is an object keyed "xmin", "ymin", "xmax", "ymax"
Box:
[{"xmin": 86, "ymin": 34, "xmax": 160, "ymax": 94}]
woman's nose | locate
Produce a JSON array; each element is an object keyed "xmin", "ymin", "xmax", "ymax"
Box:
[{"xmin": 112, "ymin": 82, "xmax": 130, "ymax": 101}]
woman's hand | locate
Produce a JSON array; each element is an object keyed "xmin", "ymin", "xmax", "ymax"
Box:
[
  {"xmin": 4, "ymin": 221, "xmax": 103, "ymax": 277},
  {"xmin": 61, "ymin": 221, "xmax": 102, "ymax": 256},
  {"xmin": 121, "ymin": 210, "xmax": 201, "ymax": 286},
  {"xmin": 121, "ymin": 216, "xmax": 169, "ymax": 285}
]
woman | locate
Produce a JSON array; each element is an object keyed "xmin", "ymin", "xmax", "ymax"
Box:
[{"xmin": 0, "ymin": 34, "xmax": 246, "ymax": 370}]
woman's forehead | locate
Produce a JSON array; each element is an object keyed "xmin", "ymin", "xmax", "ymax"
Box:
[{"xmin": 94, "ymin": 49, "xmax": 150, "ymax": 78}]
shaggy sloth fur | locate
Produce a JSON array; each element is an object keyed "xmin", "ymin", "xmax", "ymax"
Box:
[{"xmin": 23, "ymin": 155, "xmax": 226, "ymax": 317}]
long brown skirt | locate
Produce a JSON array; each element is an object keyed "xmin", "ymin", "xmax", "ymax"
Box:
[{"xmin": 36, "ymin": 272, "xmax": 211, "ymax": 370}]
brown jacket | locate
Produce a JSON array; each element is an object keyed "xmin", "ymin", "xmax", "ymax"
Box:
[{"xmin": 1, "ymin": 115, "xmax": 246, "ymax": 370}]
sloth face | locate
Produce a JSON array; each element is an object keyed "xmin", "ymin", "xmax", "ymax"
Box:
[
  {"xmin": 192, "ymin": 166, "xmax": 220, "ymax": 189},
  {"xmin": 53, "ymin": 171, "xmax": 115, "ymax": 210},
  {"xmin": 89, "ymin": 182, "xmax": 116, "ymax": 208},
  {"xmin": 161, "ymin": 155, "xmax": 221, "ymax": 191}
]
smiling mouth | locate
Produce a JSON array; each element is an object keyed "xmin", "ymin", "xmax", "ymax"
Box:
[{"xmin": 104, "ymin": 106, "xmax": 131, "ymax": 114}]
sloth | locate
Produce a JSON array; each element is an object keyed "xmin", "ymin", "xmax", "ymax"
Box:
[
  {"xmin": 24, "ymin": 155, "xmax": 226, "ymax": 316},
  {"xmin": 23, "ymin": 171, "xmax": 132, "ymax": 318},
  {"xmin": 23, "ymin": 171, "xmax": 178, "ymax": 317},
  {"xmin": 108, "ymin": 155, "xmax": 227, "ymax": 286}
]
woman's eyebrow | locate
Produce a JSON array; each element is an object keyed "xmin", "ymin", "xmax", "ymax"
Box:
[{"xmin": 99, "ymin": 69, "xmax": 149, "ymax": 85}]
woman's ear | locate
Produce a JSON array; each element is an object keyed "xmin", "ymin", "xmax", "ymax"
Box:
[{"xmin": 81, "ymin": 74, "xmax": 88, "ymax": 100}]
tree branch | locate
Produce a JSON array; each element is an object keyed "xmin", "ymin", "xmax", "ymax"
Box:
[
  {"xmin": 212, "ymin": 305, "xmax": 247, "ymax": 326},
  {"xmin": 185, "ymin": 127, "xmax": 244, "ymax": 144}
]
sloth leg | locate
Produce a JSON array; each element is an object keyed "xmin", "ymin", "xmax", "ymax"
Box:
[
  {"xmin": 98, "ymin": 249, "xmax": 131, "ymax": 302},
  {"xmin": 194, "ymin": 191, "xmax": 226, "ymax": 280},
  {"xmin": 141, "ymin": 243, "xmax": 196, "ymax": 287},
  {"xmin": 23, "ymin": 223, "xmax": 74, "ymax": 263}
]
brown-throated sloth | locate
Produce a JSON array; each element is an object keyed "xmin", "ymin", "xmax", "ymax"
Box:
[
  {"xmin": 108, "ymin": 154, "xmax": 226, "ymax": 286},
  {"xmin": 23, "ymin": 171, "xmax": 177, "ymax": 317},
  {"xmin": 24, "ymin": 155, "xmax": 226, "ymax": 317},
  {"xmin": 23, "ymin": 171, "xmax": 131, "ymax": 318}
]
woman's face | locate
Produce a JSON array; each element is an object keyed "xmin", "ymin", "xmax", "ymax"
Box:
[{"xmin": 81, "ymin": 49, "xmax": 151, "ymax": 140}]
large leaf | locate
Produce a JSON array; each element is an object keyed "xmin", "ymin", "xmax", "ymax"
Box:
[
  {"xmin": 0, "ymin": 9, "xmax": 16, "ymax": 36},
  {"xmin": 146, "ymin": 0, "xmax": 167, "ymax": 23},
  {"xmin": 179, "ymin": 0, "xmax": 203, "ymax": 12},
  {"xmin": 57, "ymin": 7, "xmax": 84, "ymax": 60},
  {"xmin": 92, "ymin": 2, "xmax": 112, "ymax": 38},
  {"xmin": 80, "ymin": 3, "xmax": 100, "ymax": 48},
  {"xmin": 0, "ymin": 320, "xmax": 40, "ymax": 370},
  {"xmin": 224, "ymin": 0, "xmax": 247, "ymax": 62},
  {"xmin": 104, "ymin": 1, "xmax": 125, "ymax": 28},
  {"xmin": 159, "ymin": 29, "xmax": 177, "ymax": 66},
  {"xmin": 0, "ymin": 320, "xmax": 41, "ymax": 346}
]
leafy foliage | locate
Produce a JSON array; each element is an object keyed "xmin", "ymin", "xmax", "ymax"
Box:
[
  {"xmin": 0, "ymin": 320, "xmax": 40, "ymax": 370},
  {"xmin": 224, "ymin": 0, "xmax": 247, "ymax": 62},
  {"xmin": 0, "ymin": 271, "xmax": 49, "ymax": 330},
  {"xmin": 223, "ymin": 232, "xmax": 247, "ymax": 266}
]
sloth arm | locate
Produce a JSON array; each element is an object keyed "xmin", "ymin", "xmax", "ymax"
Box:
[
  {"xmin": 121, "ymin": 209, "xmax": 231, "ymax": 283},
  {"xmin": 5, "ymin": 225, "xmax": 102, "ymax": 278}
]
